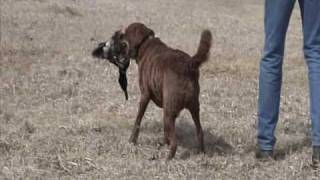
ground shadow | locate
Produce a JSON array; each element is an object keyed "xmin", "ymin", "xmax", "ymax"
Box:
[
  {"xmin": 175, "ymin": 121, "xmax": 234, "ymax": 159},
  {"xmin": 273, "ymin": 135, "xmax": 311, "ymax": 160},
  {"xmin": 244, "ymin": 131, "xmax": 311, "ymax": 161}
]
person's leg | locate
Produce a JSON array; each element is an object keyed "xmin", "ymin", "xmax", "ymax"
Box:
[
  {"xmin": 299, "ymin": 0, "xmax": 320, "ymax": 164},
  {"xmin": 257, "ymin": 0, "xmax": 296, "ymax": 151}
]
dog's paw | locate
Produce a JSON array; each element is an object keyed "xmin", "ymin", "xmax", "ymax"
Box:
[
  {"xmin": 196, "ymin": 148, "xmax": 206, "ymax": 155},
  {"xmin": 128, "ymin": 137, "xmax": 137, "ymax": 145}
]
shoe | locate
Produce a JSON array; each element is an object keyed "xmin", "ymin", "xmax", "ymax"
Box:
[
  {"xmin": 312, "ymin": 146, "xmax": 320, "ymax": 168},
  {"xmin": 255, "ymin": 149, "xmax": 273, "ymax": 161}
]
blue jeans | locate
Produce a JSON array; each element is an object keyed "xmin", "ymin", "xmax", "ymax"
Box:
[{"xmin": 258, "ymin": 0, "xmax": 320, "ymax": 150}]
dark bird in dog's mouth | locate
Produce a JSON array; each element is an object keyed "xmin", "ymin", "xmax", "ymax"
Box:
[{"xmin": 92, "ymin": 31, "xmax": 130, "ymax": 100}]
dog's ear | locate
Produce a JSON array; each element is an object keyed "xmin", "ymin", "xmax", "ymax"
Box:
[{"xmin": 124, "ymin": 23, "xmax": 154, "ymax": 58}]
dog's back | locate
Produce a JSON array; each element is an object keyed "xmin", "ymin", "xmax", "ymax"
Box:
[{"xmin": 137, "ymin": 30, "xmax": 212, "ymax": 111}]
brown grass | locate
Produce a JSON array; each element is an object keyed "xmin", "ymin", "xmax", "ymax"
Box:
[{"xmin": 0, "ymin": 0, "xmax": 319, "ymax": 179}]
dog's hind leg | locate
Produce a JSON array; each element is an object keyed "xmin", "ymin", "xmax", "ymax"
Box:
[
  {"xmin": 188, "ymin": 102, "xmax": 205, "ymax": 153},
  {"xmin": 129, "ymin": 95, "xmax": 150, "ymax": 144},
  {"xmin": 163, "ymin": 112, "xmax": 171, "ymax": 146},
  {"xmin": 163, "ymin": 110, "xmax": 178, "ymax": 160}
]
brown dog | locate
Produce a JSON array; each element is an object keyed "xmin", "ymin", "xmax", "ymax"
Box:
[{"xmin": 92, "ymin": 23, "xmax": 212, "ymax": 159}]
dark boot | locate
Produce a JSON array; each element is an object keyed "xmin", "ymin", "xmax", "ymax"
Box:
[
  {"xmin": 312, "ymin": 146, "xmax": 320, "ymax": 167},
  {"xmin": 256, "ymin": 148, "xmax": 274, "ymax": 161}
]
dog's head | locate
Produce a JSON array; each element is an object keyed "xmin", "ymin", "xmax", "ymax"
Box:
[
  {"xmin": 91, "ymin": 23, "xmax": 154, "ymax": 100},
  {"xmin": 124, "ymin": 23, "xmax": 155, "ymax": 59}
]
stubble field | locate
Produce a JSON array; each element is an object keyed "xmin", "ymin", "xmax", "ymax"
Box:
[{"xmin": 1, "ymin": 0, "xmax": 319, "ymax": 179}]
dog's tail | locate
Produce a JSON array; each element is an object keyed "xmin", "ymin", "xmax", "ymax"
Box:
[{"xmin": 191, "ymin": 30, "xmax": 212, "ymax": 67}]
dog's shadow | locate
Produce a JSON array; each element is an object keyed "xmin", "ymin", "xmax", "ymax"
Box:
[{"xmin": 175, "ymin": 121, "xmax": 234, "ymax": 159}]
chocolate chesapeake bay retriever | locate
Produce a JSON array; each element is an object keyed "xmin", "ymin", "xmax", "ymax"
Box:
[{"xmin": 92, "ymin": 23, "xmax": 212, "ymax": 159}]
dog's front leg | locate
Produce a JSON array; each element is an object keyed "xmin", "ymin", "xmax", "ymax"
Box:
[{"xmin": 129, "ymin": 95, "xmax": 150, "ymax": 144}]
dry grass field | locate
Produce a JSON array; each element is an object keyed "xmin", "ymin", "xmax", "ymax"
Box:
[{"xmin": 1, "ymin": 0, "xmax": 319, "ymax": 179}]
